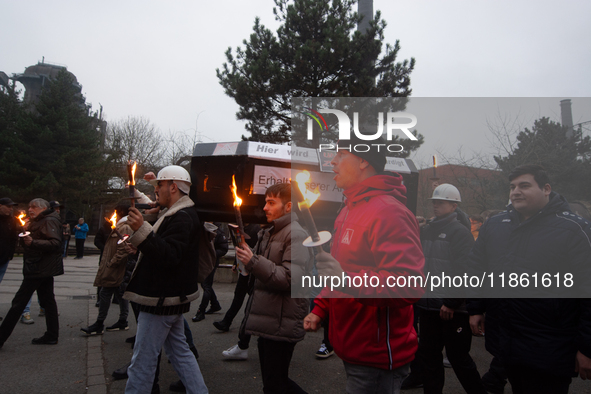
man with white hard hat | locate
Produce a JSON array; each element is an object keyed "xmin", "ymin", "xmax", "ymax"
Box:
[
  {"xmin": 413, "ymin": 184, "xmax": 487, "ymax": 393},
  {"xmin": 123, "ymin": 165, "xmax": 208, "ymax": 393}
]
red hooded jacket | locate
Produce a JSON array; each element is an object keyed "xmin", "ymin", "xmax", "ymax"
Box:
[{"xmin": 312, "ymin": 173, "xmax": 425, "ymax": 370}]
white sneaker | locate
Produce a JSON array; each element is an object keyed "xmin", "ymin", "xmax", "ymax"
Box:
[
  {"xmin": 315, "ymin": 342, "xmax": 334, "ymax": 359},
  {"xmin": 222, "ymin": 344, "xmax": 248, "ymax": 360},
  {"xmin": 20, "ymin": 312, "xmax": 35, "ymax": 325}
]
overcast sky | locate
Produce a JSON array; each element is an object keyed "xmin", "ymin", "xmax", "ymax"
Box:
[{"xmin": 2, "ymin": 0, "xmax": 590, "ymax": 167}]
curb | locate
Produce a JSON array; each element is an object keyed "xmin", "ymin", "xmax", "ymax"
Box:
[{"xmin": 86, "ymin": 298, "xmax": 107, "ymax": 394}]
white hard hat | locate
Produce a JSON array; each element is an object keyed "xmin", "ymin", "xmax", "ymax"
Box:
[
  {"xmin": 150, "ymin": 165, "xmax": 192, "ymax": 194},
  {"xmin": 430, "ymin": 183, "xmax": 461, "ymax": 202}
]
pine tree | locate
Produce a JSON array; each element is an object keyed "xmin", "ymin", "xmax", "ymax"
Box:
[
  {"xmin": 0, "ymin": 83, "xmax": 30, "ymax": 198},
  {"xmin": 217, "ymin": 0, "xmax": 423, "ymax": 155},
  {"xmin": 0, "ymin": 70, "xmax": 107, "ymax": 215}
]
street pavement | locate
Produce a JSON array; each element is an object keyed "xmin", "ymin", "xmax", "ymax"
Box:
[{"xmin": 1, "ymin": 253, "xmax": 590, "ymax": 393}]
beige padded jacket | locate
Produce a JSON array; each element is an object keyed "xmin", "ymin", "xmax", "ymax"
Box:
[{"xmin": 244, "ymin": 213, "xmax": 313, "ymax": 343}]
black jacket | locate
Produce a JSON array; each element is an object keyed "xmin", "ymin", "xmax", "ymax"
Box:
[
  {"xmin": 23, "ymin": 209, "xmax": 64, "ymax": 278},
  {"xmin": 124, "ymin": 196, "xmax": 201, "ymax": 315},
  {"xmin": 467, "ymin": 192, "xmax": 591, "ymax": 377},
  {"xmin": 94, "ymin": 221, "xmax": 111, "ymax": 261},
  {"xmin": 417, "ymin": 212, "xmax": 474, "ymax": 312},
  {"xmin": 213, "ymin": 224, "xmax": 229, "ymax": 265}
]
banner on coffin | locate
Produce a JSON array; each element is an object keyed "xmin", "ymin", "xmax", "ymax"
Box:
[{"xmin": 252, "ymin": 165, "xmax": 343, "ymax": 203}]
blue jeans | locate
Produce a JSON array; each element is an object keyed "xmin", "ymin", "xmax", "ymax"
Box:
[
  {"xmin": 183, "ymin": 317, "xmax": 195, "ymax": 349},
  {"xmin": 343, "ymin": 361, "xmax": 410, "ymax": 394},
  {"xmin": 23, "ymin": 297, "xmax": 32, "ymax": 314},
  {"xmin": 125, "ymin": 311, "xmax": 208, "ymax": 394},
  {"xmin": 63, "ymin": 240, "xmax": 69, "ymax": 257}
]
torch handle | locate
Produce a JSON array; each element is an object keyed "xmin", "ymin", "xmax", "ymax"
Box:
[
  {"xmin": 300, "ymin": 205, "xmax": 321, "ymax": 243},
  {"xmin": 129, "ymin": 185, "xmax": 135, "ymax": 208},
  {"xmin": 113, "ymin": 228, "xmax": 125, "ymax": 241},
  {"xmin": 234, "ymin": 207, "xmax": 246, "ymax": 244}
]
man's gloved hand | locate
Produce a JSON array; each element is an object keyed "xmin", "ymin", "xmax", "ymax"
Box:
[{"xmin": 316, "ymin": 251, "xmax": 345, "ymax": 278}]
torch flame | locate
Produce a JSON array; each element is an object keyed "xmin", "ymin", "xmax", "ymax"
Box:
[
  {"xmin": 295, "ymin": 170, "xmax": 320, "ymax": 208},
  {"xmin": 129, "ymin": 161, "xmax": 137, "ymax": 186},
  {"xmin": 17, "ymin": 212, "xmax": 26, "ymax": 226},
  {"xmin": 231, "ymin": 175, "xmax": 242, "ymax": 207},
  {"xmin": 107, "ymin": 212, "xmax": 118, "ymax": 229},
  {"xmin": 433, "ymin": 155, "xmax": 437, "ymax": 168}
]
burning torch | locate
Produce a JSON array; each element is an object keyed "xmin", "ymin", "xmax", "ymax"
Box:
[
  {"xmin": 127, "ymin": 161, "xmax": 138, "ymax": 208},
  {"xmin": 105, "ymin": 212, "xmax": 129, "ymax": 245},
  {"xmin": 17, "ymin": 212, "xmax": 30, "ymax": 237},
  {"xmin": 230, "ymin": 175, "xmax": 247, "ymax": 244},
  {"xmin": 295, "ymin": 170, "xmax": 331, "ymax": 252},
  {"xmin": 431, "ymin": 155, "xmax": 440, "ymax": 191}
]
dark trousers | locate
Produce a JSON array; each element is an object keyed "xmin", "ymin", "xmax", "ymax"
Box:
[
  {"xmin": 75, "ymin": 238, "xmax": 85, "ymax": 258},
  {"xmin": 236, "ymin": 276, "xmax": 257, "ymax": 350},
  {"xmin": 482, "ymin": 356, "xmax": 507, "ymax": 390},
  {"xmin": 417, "ymin": 309, "xmax": 486, "ymax": 394},
  {"xmin": 407, "ymin": 304, "xmax": 424, "ymax": 377},
  {"xmin": 505, "ymin": 365, "xmax": 571, "ymax": 394},
  {"xmin": 257, "ymin": 337, "xmax": 307, "ymax": 394},
  {"xmin": 222, "ymin": 273, "xmax": 250, "ymax": 325},
  {"xmin": 0, "ymin": 276, "xmax": 59, "ymax": 344},
  {"xmin": 237, "ymin": 309, "xmax": 252, "ymax": 350},
  {"xmin": 97, "ymin": 286, "xmax": 129, "ymax": 323},
  {"xmin": 309, "ymin": 298, "xmax": 332, "ymax": 349},
  {"xmin": 198, "ymin": 265, "xmax": 219, "ymax": 312}
]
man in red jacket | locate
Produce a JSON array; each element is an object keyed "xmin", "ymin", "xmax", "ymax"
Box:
[{"xmin": 304, "ymin": 135, "xmax": 425, "ymax": 393}]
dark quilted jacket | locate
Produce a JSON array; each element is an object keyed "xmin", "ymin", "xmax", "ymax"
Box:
[
  {"xmin": 467, "ymin": 192, "xmax": 591, "ymax": 377},
  {"xmin": 417, "ymin": 212, "xmax": 474, "ymax": 312}
]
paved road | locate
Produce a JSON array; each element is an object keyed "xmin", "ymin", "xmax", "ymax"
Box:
[{"xmin": 1, "ymin": 255, "xmax": 589, "ymax": 393}]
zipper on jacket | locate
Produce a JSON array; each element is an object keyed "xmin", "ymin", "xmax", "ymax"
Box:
[
  {"xmin": 377, "ymin": 307, "xmax": 381, "ymax": 342},
  {"xmin": 386, "ymin": 307, "xmax": 393, "ymax": 370},
  {"xmin": 333, "ymin": 209, "xmax": 350, "ymax": 255}
]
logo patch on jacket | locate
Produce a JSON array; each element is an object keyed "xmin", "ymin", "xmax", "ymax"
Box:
[
  {"xmin": 341, "ymin": 228, "xmax": 354, "ymax": 245},
  {"xmin": 438, "ymin": 233, "xmax": 446, "ymax": 239}
]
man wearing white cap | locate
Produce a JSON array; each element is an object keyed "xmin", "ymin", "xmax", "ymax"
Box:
[
  {"xmin": 414, "ymin": 184, "xmax": 486, "ymax": 393},
  {"xmin": 123, "ymin": 165, "xmax": 207, "ymax": 393}
]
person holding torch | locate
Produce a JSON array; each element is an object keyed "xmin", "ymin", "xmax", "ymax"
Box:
[
  {"xmin": 232, "ymin": 182, "xmax": 313, "ymax": 393},
  {"xmin": 303, "ymin": 134, "xmax": 425, "ymax": 394},
  {"xmin": 121, "ymin": 165, "xmax": 207, "ymax": 393},
  {"xmin": 0, "ymin": 198, "xmax": 63, "ymax": 348},
  {"xmin": 81, "ymin": 204, "xmax": 133, "ymax": 336}
]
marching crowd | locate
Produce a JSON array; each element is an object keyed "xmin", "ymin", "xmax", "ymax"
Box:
[{"xmin": 1, "ymin": 136, "xmax": 591, "ymax": 394}]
